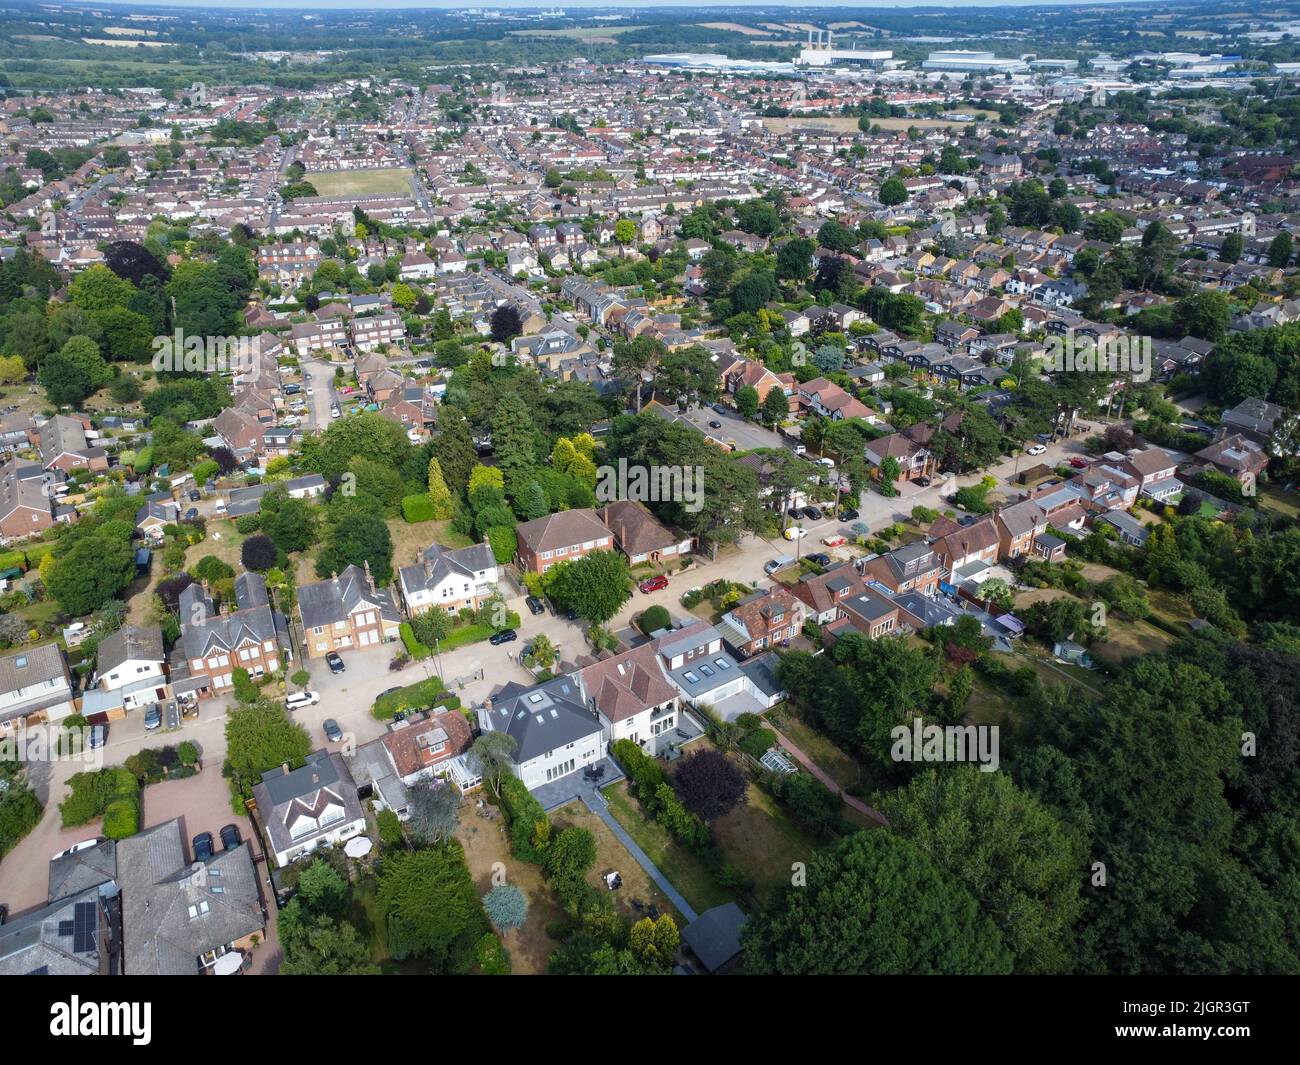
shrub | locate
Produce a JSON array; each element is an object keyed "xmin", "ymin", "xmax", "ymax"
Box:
[
  {"xmin": 399, "ymin": 622, "xmax": 432, "ymax": 661},
  {"xmin": 178, "ymin": 741, "xmax": 199, "ymax": 766},
  {"xmin": 377, "ymin": 808, "xmax": 403, "ymax": 847},
  {"xmin": 372, "ymin": 676, "xmax": 444, "ymax": 719},
  {"xmin": 102, "ymin": 798, "xmax": 139, "ymax": 840},
  {"xmin": 474, "ymin": 932, "xmax": 512, "ymax": 975},
  {"xmin": 234, "ymin": 514, "xmax": 261, "ymax": 534},
  {"xmin": 499, "ymin": 774, "xmax": 549, "ymax": 864},
  {"xmin": 638, "ymin": 605, "xmax": 671, "ymax": 634},
  {"xmin": 401, "ymin": 494, "xmax": 435, "ymax": 523},
  {"xmin": 738, "ymin": 728, "xmax": 778, "ymax": 760}
]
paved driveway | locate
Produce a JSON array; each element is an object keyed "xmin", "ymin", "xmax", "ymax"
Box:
[{"xmin": 677, "ymin": 403, "xmax": 785, "ymax": 453}]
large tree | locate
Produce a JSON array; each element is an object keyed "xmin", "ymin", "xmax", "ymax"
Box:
[
  {"xmin": 376, "ymin": 844, "xmax": 489, "ymax": 970},
  {"xmin": 551, "ymin": 549, "xmax": 632, "ymax": 624},
  {"xmin": 744, "ymin": 831, "xmax": 1013, "ymax": 975}
]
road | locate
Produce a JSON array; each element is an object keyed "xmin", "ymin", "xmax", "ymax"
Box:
[{"xmin": 300, "ymin": 356, "xmax": 340, "ymax": 432}]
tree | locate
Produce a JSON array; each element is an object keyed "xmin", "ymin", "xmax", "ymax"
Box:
[
  {"xmin": 776, "ymin": 237, "xmax": 816, "ymax": 283},
  {"xmin": 376, "ymin": 844, "xmax": 488, "ymax": 970},
  {"xmin": 469, "ymin": 731, "xmax": 518, "ymax": 797},
  {"xmin": 224, "ymin": 699, "xmax": 311, "ymax": 798},
  {"xmin": 45, "ymin": 529, "xmax": 136, "ymax": 616},
  {"xmin": 735, "ymin": 384, "xmax": 759, "ymax": 420},
  {"xmin": 760, "ymin": 387, "xmax": 789, "ymax": 426},
  {"xmin": 551, "ymin": 550, "xmax": 632, "ymax": 624},
  {"xmin": 315, "ymin": 511, "xmax": 393, "ymax": 584},
  {"xmin": 280, "ymin": 911, "xmax": 380, "ymax": 976},
  {"xmin": 490, "ymin": 304, "xmax": 523, "ymax": 344},
  {"xmin": 880, "ymin": 767, "xmax": 1085, "ymax": 974},
  {"xmin": 483, "ymin": 884, "xmax": 529, "ymax": 933},
  {"xmin": 296, "ymin": 859, "xmax": 349, "ymax": 916},
  {"xmin": 1219, "ymin": 232, "xmax": 1243, "ymax": 264},
  {"xmin": 879, "ymin": 176, "xmax": 908, "ymax": 206},
  {"xmin": 614, "ymin": 218, "xmax": 637, "ymax": 250},
  {"xmin": 408, "ymin": 781, "xmax": 462, "ymax": 845},
  {"xmin": 612, "ymin": 335, "xmax": 667, "ymax": 412},
  {"xmin": 1268, "ymin": 232, "xmax": 1293, "ymax": 269},
  {"xmin": 68, "ymin": 263, "xmax": 135, "ymax": 316},
  {"xmin": 39, "ymin": 335, "xmax": 112, "ymax": 406},
  {"xmin": 264, "ymin": 497, "xmax": 319, "ymax": 554},
  {"xmin": 241, "ymin": 534, "xmax": 278, "ymax": 572},
  {"xmin": 673, "ymin": 749, "xmax": 746, "ymax": 822},
  {"xmin": 426, "ymin": 457, "xmax": 454, "ymax": 519},
  {"xmin": 629, "ymin": 914, "xmax": 680, "ymax": 969},
  {"xmin": 744, "ymin": 831, "xmax": 1013, "ymax": 975}
]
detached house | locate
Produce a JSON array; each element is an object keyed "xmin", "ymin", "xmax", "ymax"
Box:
[
  {"xmin": 597, "ymin": 499, "xmax": 691, "ymax": 567},
  {"xmin": 0, "ymin": 459, "xmax": 55, "ymax": 541},
  {"xmin": 477, "ymin": 676, "xmax": 607, "ymax": 792},
  {"xmin": 995, "ymin": 500, "xmax": 1050, "ymax": 560},
  {"xmin": 1120, "ymin": 447, "xmax": 1182, "ymax": 502},
  {"xmin": 0, "ymin": 642, "xmax": 75, "ymax": 731},
  {"xmin": 253, "ymin": 750, "xmax": 368, "ymax": 868},
  {"xmin": 93, "ymin": 625, "xmax": 167, "ymax": 711},
  {"xmin": 576, "ymin": 643, "xmax": 683, "ymax": 756},
  {"xmin": 791, "ymin": 560, "xmax": 863, "ymax": 624},
  {"xmin": 298, "ymin": 563, "xmax": 402, "ymax": 659},
  {"xmin": 515, "ymin": 508, "xmax": 613, "ymax": 575},
  {"xmin": 397, "ymin": 541, "xmax": 499, "ymax": 616},
  {"xmin": 348, "ymin": 710, "xmax": 476, "ymax": 818},
  {"xmin": 38, "ymin": 415, "xmax": 107, "ymax": 474},
  {"xmin": 175, "ymin": 574, "xmax": 289, "ymax": 698}
]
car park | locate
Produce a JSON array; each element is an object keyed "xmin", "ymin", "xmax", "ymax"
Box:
[
  {"xmin": 324, "ymin": 718, "xmax": 343, "ymax": 743},
  {"xmin": 489, "ymin": 628, "xmax": 518, "ymax": 646},
  {"xmin": 526, "ymin": 596, "xmax": 546, "ymax": 615},
  {"xmin": 219, "ymin": 824, "xmax": 242, "ymax": 851},
  {"xmin": 192, "ymin": 833, "xmax": 214, "ymax": 861},
  {"xmin": 54, "ymin": 839, "xmax": 103, "ymax": 861},
  {"xmin": 143, "ymin": 705, "xmax": 162, "ymax": 731},
  {"xmin": 639, "ymin": 575, "xmax": 669, "ymax": 593},
  {"xmin": 285, "ymin": 691, "xmax": 321, "ymax": 710},
  {"xmin": 326, "ymin": 652, "xmax": 345, "ymax": 673}
]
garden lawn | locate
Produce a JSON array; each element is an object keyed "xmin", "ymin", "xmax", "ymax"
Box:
[
  {"xmin": 601, "ymin": 781, "xmax": 732, "ymax": 916},
  {"xmin": 710, "ymin": 781, "xmax": 827, "ymax": 906}
]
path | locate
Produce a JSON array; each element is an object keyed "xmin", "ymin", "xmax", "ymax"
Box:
[
  {"xmin": 767, "ymin": 724, "xmax": 890, "ymax": 828},
  {"xmin": 583, "ymin": 789, "xmax": 698, "ymax": 924}
]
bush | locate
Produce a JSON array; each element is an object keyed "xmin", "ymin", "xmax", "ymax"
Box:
[
  {"xmin": 399, "ymin": 622, "xmax": 432, "ymax": 661},
  {"xmin": 178, "ymin": 741, "xmax": 199, "ymax": 767},
  {"xmin": 377, "ymin": 808, "xmax": 403, "ymax": 848},
  {"xmin": 102, "ymin": 798, "xmax": 140, "ymax": 840},
  {"xmin": 638, "ymin": 604, "xmax": 671, "ymax": 634},
  {"xmin": 499, "ymin": 774, "xmax": 549, "ymax": 864},
  {"xmin": 401, "ymin": 494, "xmax": 435, "ymax": 523},
  {"xmin": 372, "ymin": 676, "xmax": 444, "ymax": 719},
  {"xmin": 738, "ymin": 728, "xmax": 778, "ymax": 760},
  {"xmin": 234, "ymin": 514, "xmax": 261, "ymax": 534},
  {"xmin": 474, "ymin": 932, "xmax": 512, "ymax": 975}
]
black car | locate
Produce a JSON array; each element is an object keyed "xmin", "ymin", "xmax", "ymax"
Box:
[
  {"xmin": 526, "ymin": 596, "xmax": 546, "ymax": 616},
  {"xmin": 189, "ymin": 490, "xmax": 201, "ymax": 502},
  {"xmin": 788, "ymin": 507, "xmax": 803, "ymax": 520},
  {"xmin": 839, "ymin": 507, "xmax": 860, "ymax": 521},
  {"xmin": 804, "ymin": 505, "xmax": 824, "ymax": 520},
  {"xmin": 711, "ymin": 402, "xmax": 728, "ymax": 415},
  {"xmin": 489, "ymin": 628, "xmax": 518, "ymax": 646},
  {"xmin": 806, "ymin": 552, "xmax": 832, "ymax": 567},
  {"xmin": 707, "ymin": 419, "xmax": 722, "ymax": 429},
  {"xmin": 564, "ymin": 607, "xmax": 578, "ymax": 621},
  {"xmin": 219, "ymin": 824, "xmax": 241, "ymax": 851},
  {"xmin": 326, "ymin": 651, "xmax": 345, "ymax": 674},
  {"xmin": 88, "ymin": 724, "xmax": 106, "ymax": 750},
  {"xmin": 192, "ymin": 832, "xmax": 214, "ymax": 862},
  {"xmin": 323, "ymin": 718, "xmax": 343, "ymax": 743},
  {"xmin": 916, "ymin": 476, "xmax": 932, "ymax": 487}
]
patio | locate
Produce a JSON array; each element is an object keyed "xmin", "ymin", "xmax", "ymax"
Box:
[{"xmin": 532, "ymin": 756, "xmax": 627, "ymax": 814}]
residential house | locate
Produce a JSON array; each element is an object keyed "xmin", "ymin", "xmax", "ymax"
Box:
[
  {"xmin": 0, "ymin": 459, "xmax": 55, "ymax": 541},
  {"xmin": 347, "ymin": 710, "xmax": 475, "ymax": 819},
  {"xmin": 477, "ymin": 675, "xmax": 607, "ymax": 791},
  {"xmin": 93, "ymin": 625, "xmax": 167, "ymax": 712},
  {"xmin": 298, "ymin": 563, "xmax": 402, "ymax": 659},
  {"xmin": 717, "ymin": 587, "xmax": 805, "ymax": 658},
  {"xmin": 38, "ymin": 415, "xmax": 107, "ymax": 474},
  {"xmin": 253, "ymin": 750, "xmax": 368, "ymax": 867},
  {"xmin": 397, "ymin": 541, "xmax": 499, "ymax": 616},
  {"xmin": 0, "ymin": 642, "xmax": 75, "ymax": 730},
  {"xmin": 576, "ymin": 643, "xmax": 682, "ymax": 756},
  {"xmin": 515, "ymin": 508, "xmax": 614, "ymax": 575},
  {"xmin": 861, "ymin": 541, "xmax": 944, "ymax": 597},
  {"xmin": 597, "ymin": 499, "xmax": 691, "ymax": 566},
  {"xmin": 174, "ymin": 574, "xmax": 289, "ymax": 699}
]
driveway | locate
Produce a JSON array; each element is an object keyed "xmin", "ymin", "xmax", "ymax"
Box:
[{"xmin": 678, "ymin": 403, "xmax": 785, "ymax": 453}]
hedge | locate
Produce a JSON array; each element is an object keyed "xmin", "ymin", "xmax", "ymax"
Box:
[
  {"xmin": 474, "ymin": 932, "xmax": 511, "ymax": 975},
  {"xmin": 401, "ymin": 494, "xmax": 435, "ymax": 523},
  {"xmin": 102, "ymin": 797, "xmax": 140, "ymax": 840},
  {"xmin": 738, "ymin": 728, "xmax": 778, "ymax": 760},
  {"xmin": 612, "ymin": 739, "xmax": 710, "ymax": 851},
  {"xmin": 372, "ymin": 675, "xmax": 445, "ymax": 719},
  {"xmin": 399, "ymin": 622, "xmax": 432, "ymax": 660},
  {"xmin": 499, "ymin": 774, "xmax": 549, "ymax": 864}
]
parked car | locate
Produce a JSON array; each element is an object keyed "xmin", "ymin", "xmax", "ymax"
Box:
[
  {"xmin": 711, "ymin": 402, "xmax": 728, "ymax": 415},
  {"xmin": 764, "ymin": 555, "xmax": 796, "ymax": 575},
  {"xmin": 638, "ymin": 575, "xmax": 669, "ymax": 593},
  {"xmin": 564, "ymin": 608, "xmax": 579, "ymax": 622},
  {"xmin": 192, "ymin": 833, "xmax": 214, "ymax": 862},
  {"xmin": 788, "ymin": 507, "xmax": 803, "ymax": 520},
  {"xmin": 784, "ymin": 526, "xmax": 809, "ymax": 541},
  {"xmin": 143, "ymin": 705, "xmax": 162, "ymax": 731},
  {"xmin": 323, "ymin": 718, "xmax": 343, "ymax": 743},
  {"xmin": 1027, "ymin": 443, "xmax": 1047, "ymax": 456},
  {"xmin": 838, "ymin": 507, "xmax": 859, "ymax": 521},
  {"xmin": 707, "ymin": 419, "xmax": 722, "ymax": 429},
  {"xmin": 188, "ymin": 490, "xmax": 201, "ymax": 502},
  {"xmin": 793, "ymin": 444, "xmax": 807, "ymax": 455},
  {"xmin": 526, "ymin": 596, "xmax": 546, "ymax": 615},
  {"xmin": 219, "ymin": 824, "xmax": 241, "ymax": 851},
  {"xmin": 489, "ymin": 628, "xmax": 518, "ymax": 646},
  {"xmin": 325, "ymin": 652, "xmax": 345, "ymax": 674},
  {"xmin": 1069, "ymin": 456, "xmax": 1089, "ymax": 469},
  {"xmin": 53, "ymin": 839, "xmax": 103, "ymax": 861},
  {"xmin": 805, "ymin": 552, "xmax": 832, "ymax": 566},
  {"xmin": 822, "ymin": 534, "xmax": 847, "ymax": 548},
  {"xmin": 915, "ymin": 476, "xmax": 932, "ymax": 487},
  {"xmin": 285, "ymin": 691, "xmax": 321, "ymax": 711},
  {"xmin": 88, "ymin": 724, "xmax": 106, "ymax": 749},
  {"xmin": 803, "ymin": 504, "xmax": 823, "ymax": 520}
]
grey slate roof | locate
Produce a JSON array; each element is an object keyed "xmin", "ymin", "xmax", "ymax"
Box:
[
  {"xmin": 481, "ymin": 676, "xmax": 602, "ymax": 764},
  {"xmin": 398, "ymin": 541, "xmax": 496, "ymax": 599},
  {"xmin": 298, "ymin": 563, "xmax": 401, "ymax": 629},
  {"xmin": 95, "ymin": 624, "xmax": 165, "ymax": 675}
]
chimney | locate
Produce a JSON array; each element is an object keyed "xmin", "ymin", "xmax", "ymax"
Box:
[
  {"xmin": 363, "ymin": 558, "xmax": 375, "ymax": 593},
  {"xmin": 281, "ymin": 761, "xmax": 289, "ymax": 775}
]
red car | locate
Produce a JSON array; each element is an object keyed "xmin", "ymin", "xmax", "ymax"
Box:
[
  {"xmin": 639, "ymin": 575, "xmax": 669, "ymax": 594},
  {"xmin": 1069, "ymin": 456, "xmax": 1089, "ymax": 469}
]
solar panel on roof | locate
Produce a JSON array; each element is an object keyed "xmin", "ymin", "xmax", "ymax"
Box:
[{"xmin": 72, "ymin": 901, "xmax": 96, "ymax": 954}]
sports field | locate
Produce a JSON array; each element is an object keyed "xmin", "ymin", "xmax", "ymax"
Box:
[{"xmin": 308, "ymin": 167, "xmax": 413, "ymax": 197}]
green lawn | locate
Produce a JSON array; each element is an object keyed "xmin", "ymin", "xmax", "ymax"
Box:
[
  {"xmin": 0, "ymin": 542, "xmax": 54, "ymax": 571},
  {"xmin": 602, "ymin": 781, "xmax": 733, "ymax": 915}
]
